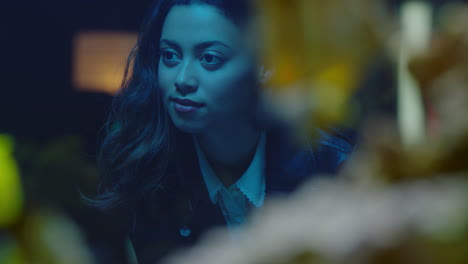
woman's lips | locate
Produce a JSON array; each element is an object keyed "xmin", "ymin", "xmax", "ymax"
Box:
[
  {"xmin": 172, "ymin": 98, "xmax": 204, "ymax": 113},
  {"xmin": 174, "ymin": 102, "xmax": 202, "ymax": 113}
]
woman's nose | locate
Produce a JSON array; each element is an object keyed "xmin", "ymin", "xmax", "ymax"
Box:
[{"xmin": 175, "ymin": 62, "xmax": 198, "ymax": 95}]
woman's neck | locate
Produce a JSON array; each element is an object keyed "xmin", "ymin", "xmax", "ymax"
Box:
[{"xmin": 195, "ymin": 122, "xmax": 261, "ymax": 187}]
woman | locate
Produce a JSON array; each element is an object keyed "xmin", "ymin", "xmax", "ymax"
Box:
[{"xmin": 93, "ymin": 0, "xmax": 356, "ymax": 263}]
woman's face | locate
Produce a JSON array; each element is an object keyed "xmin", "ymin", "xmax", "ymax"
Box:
[{"xmin": 158, "ymin": 4, "xmax": 257, "ymax": 134}]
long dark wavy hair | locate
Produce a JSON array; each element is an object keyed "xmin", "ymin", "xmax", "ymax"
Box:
[{"xmin": 89, "ymin": 0, "xmax": 253, "ymax": 209}]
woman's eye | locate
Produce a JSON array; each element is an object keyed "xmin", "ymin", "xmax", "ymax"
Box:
[
  {"xmin": 163, "ymin": 52, "xmax": 173, "ymax": 60},
  {"xmin": 200, "ymin": 53, "xmax": 224, "ymax": 68},
  {"xmin": 160, "ymin": 50, "xmax": 180, "ymax": 66}
]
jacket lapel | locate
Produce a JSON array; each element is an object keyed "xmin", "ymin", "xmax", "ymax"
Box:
[{"xmin": 265, "ymin": 129, "xmax": 318, "ymax": 196}]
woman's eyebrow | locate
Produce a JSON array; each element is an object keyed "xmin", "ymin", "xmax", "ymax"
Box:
[
  {"xmin": 194, "ymin": 41, "xmax": 232, "ymax": 50},
  {"xmin": 160, "ymin": 39, "xmax": 232, "ymax": 51},
  {"xmin": 160, "ymin": 39, "xmax": 180, "ymax": 49}
]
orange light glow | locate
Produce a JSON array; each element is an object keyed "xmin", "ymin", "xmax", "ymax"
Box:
[{"xmin": 72, "ymin": 31, "xmax": 137, "ymax": 95}]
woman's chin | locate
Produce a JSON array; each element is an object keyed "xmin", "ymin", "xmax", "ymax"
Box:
[{"xmin": 172, "ymin": 119, "xmax": 205, "ymax": 134}]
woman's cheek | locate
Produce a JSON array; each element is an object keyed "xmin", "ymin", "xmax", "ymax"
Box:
[
  {"xmin": 212, "ymin": 73, "xmax": 253, "ymax": 115},
  {"xmin": 158, "ymin": 67, "xmax": 170, "ymax": 95},
  {"xmin": 224, "ymin": 67, "xmax": 255, "ymax": 103}
]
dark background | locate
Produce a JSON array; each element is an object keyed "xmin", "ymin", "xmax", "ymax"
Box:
[{"xmin": 2, "ymin": 0, "xmax": 153, "ymax": 145}]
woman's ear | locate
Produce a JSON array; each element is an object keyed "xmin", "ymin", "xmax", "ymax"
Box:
[{"xmin": 258, "ymin": 65, "xmax": 275, "ymax": 84}]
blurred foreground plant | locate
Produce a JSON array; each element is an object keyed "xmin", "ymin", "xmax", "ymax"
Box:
[
  {"xmin": 162, "ymin": 177, "xmax": 468, "ymax": 264},
  {"xmin": 255, "ymin": 0, "xmax": 391, "ymax": 138},
  {"xmin": 0, "ymin": 134, "xmax": 23, "ymax": 227},
  {"xmin": 0, "ymin": 136, "xmax": 97, "ymax": 264}
]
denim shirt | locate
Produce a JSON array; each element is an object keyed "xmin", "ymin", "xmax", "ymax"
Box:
[{"xmin": 129, "ymin": 128, "xmax": 357, "ymax": 264}]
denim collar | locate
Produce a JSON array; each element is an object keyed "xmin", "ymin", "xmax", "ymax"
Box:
[{"xmin": 193, "ymin": 132, "xmax": 266, "ymax": 208}]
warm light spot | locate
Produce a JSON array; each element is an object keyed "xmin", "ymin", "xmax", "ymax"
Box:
[{"xmin": 72, "ymin": 31, "xmax": 137, "ymax": 95}]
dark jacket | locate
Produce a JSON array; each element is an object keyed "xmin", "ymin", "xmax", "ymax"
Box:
[{"xmin": 129, "ymin": 128, "xmax": 356, "ymax": 264}]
